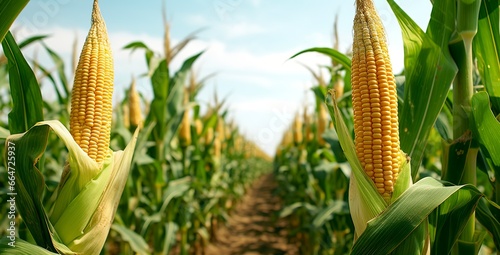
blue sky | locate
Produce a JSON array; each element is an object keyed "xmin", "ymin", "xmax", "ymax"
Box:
[{"xmin": 12, "ymin": 0, "xmax": 431, "ymax": 156}]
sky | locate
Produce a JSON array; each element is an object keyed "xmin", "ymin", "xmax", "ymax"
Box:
[{"xmin": 10, "ymin": 0, "xmax": 432, "ymax": 156}]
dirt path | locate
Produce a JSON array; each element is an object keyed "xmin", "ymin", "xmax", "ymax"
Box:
[{"xmin": 205, "ymin": 174, "xmax": 298, "ymax": 255}]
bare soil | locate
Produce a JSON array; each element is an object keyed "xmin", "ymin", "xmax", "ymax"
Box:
[{"xmin": 205, "ymin": 174, "xmax": 298, "ymax": 255}]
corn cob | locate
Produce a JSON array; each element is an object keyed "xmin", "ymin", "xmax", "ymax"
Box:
[
  {"xmin": 214, "ymin": 136, "xmax": 221, "ymax": 159},
  {"xmin": 352, "ymin": 0, "xmax": 401, "ymax": 199},
  {"xmin": 129, "ymin": 77, "xmax": 142, "ymax": 128},
  {"xmin": 195, "ymin": 118, "xmax": 203, "ymax": 136},
  {"xmin": 216, "ymin": 116, "xmax": 225, "ymax": 138},
  {"xmin": 69, "ymin": 0, "xmax": 113, "ymax": 164},
  {"xmin": 283, "ymin": 129, "xmax": 293, "ymax": 147},
  {"xmin": 225, "ymin": 122, "xmax": 232, "ymax": 140},
  {"xmin": 333, "ymin": 78, "xmax": 344, "ymax": 99},
  {"xmin": 205, "ymin": 126, "xmax": 214, "ymax": 145}
]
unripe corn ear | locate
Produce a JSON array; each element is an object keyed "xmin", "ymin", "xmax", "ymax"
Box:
[
  {"xmin": 205, "ymin": 126, "xmax": 214, "ymax": 145},
  {"xmin": 128, "ymin": 77, "xmax": 142, "ymax": 129},
  {"xmin": 317, "ymin": 104, "xmax": 328, "ymax": 146},
  {"xmin": 195, "ymin": 118, "xmax": 203, "ymax": 136},
  {"xmin": 70, "ymin": 0, "xmax": 113, "ymax": 164},
  {"xmin": 333, "ymin": 78, "xmax": 344, "ymax": 99},
  {"xmin": 352, "ymin": 0, "xmax": 401, "ymax": 200}
]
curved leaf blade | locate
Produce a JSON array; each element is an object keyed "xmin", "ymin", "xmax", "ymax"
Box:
[
  {"xmin": 351, "ymin": 178, "xmax": 482, "ymax": 255},
  {"xmin": 1, "ymin": 32, "xmax": 44, "ymax": 134},
  {"xmin": 289, "ymin": 47, "xmax": 351, "ymax": 73},
  {"xmin": 0, "ymin": 0, "xmax": 29, "ymax": 41}
]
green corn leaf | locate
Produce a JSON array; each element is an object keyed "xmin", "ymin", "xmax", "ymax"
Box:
[
  {"xmin": 471, "ymin": 92, "xmax": 500, "ymax": 168},
  {"xmin": 428, "ymin": 183, "xmax": 484, "ymax": 254},
  {"xmin": 279, "ymin": 202, "xmax": 309, "ymax": 218},
  {"xmin": 43, "ymin": 44, "xmax": 70, "ymax": 101},
  {"xmin": 2, "ymin": 31, "xmax": 44, "ymax": 134},
  {"xmin": 351, "ymin": 178, "xmax": 483, "ymax": 255},
  {"xmin": 159, "ymin": 177, "xmax": 192, "ymax": 214},
  {"xmin": 111, "ymin": 224, "xmax": 150, "ymax": 255},
  {"xmin": 289, "ymin": 47, "xmax": 351, "ymax": 73},
  {"xmin": 162, "ymin": 222, "xmax": 179, "ymax": 255},
  {"xmin": 290, "ymin": 47, "xmax": 352, "ymax": 92},
  {"xmin": 17, "ymin": 34, "xmax": 48, "ymax": 49},
  {"xmin": 5, "ymin": 124, "xmax": 56, "ymax": 251},
  {"xmin": 0, "ymin": 0, "xmax": 29, "ymax": 41},
  {"xmin": 474, "ymin": 0, "xmax": 500, "ymax": 114},
  {"xmin": 388, "ymin": 0, "xmax": 458, "ymax": 178},
  {"xmin": 312, "ymin": 201, "xmax": 349, "ymax": 229},
  {"xmin": 123, "ymin": 41, "xmax": 155, "ymax": 69},
  {"xmin": 476, "ymin": 198, "xmax": 500, "ymax": 249}
]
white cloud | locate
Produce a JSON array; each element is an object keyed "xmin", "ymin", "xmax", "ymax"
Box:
[
  {"xmin": 184, "ymin": 14, "xmax": 209, "ymax": 27},
  {"xmin": 220, "ymin": 22, "xmax": 266, "ymax": 38}
]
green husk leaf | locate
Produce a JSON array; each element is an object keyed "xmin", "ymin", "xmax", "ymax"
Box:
[
  {"xmin": 391, "ymin": 155, "xmax": 412, "ymax": 203},
  {"xmin": 6, "ymin": 120, "xmax": 138, "ymax": 254},
  {"xmin": 0, "ymin": 237, "xmax": 58, "ymax": 255},
  {"xmin": 326, "ymin": 94, "xmax": 386, "ymax": 237}
]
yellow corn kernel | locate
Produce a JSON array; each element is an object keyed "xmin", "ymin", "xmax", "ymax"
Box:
[
  {"xmin": 70, "ymin": 0, "xmax": 113, "ymax": 164},
  {"xmin": 128, "ymin": 77, "xmax": 142, "ymax": 128},
  {"xmin": 352, "ymin": 0, "xmax": 401, "ymax": 199}
]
